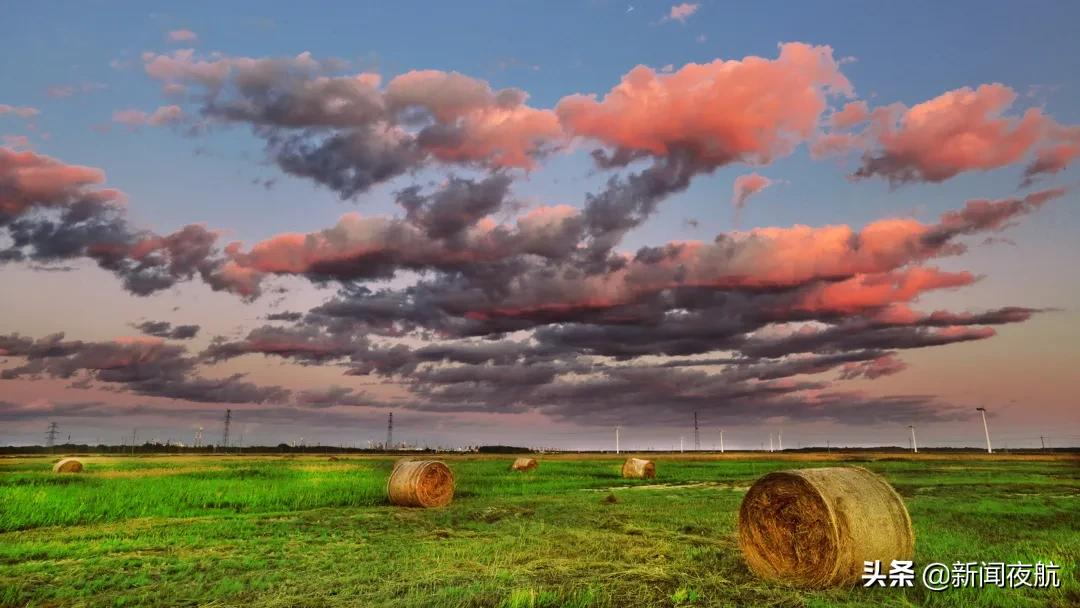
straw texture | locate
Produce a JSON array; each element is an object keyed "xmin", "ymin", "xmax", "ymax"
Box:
[
  {"xmin": 737, "ymin": 466, "xmax": 914, "ymax": 587},
  {"xmin": 621, "ymin": 457, "xmax": 656, "ymax": 479},
  {"xmin": 510, "ymin": 457, "xmax": 538, "ymax": 471},
  {"xmin": 386, "ymin": 460, "xmax": 455, "ymax": 508},
  {"xmin": 52, "ymin": 458, "xmax": 84, "ymax": 473}
]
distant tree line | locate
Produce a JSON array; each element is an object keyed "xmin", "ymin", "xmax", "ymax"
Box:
[{"xmin": 0, "ymin": 443, "xmax": 1074, "ymax": 455}]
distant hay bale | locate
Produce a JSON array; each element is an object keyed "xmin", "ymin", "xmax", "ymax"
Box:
[
  {"xmin": 327, "ymin": 456, "xmax": 339, "ymax": 461},
  {"xmin": 738, "ymin": 466, "xmax": 914, "ymax": 587},
  {"xmin": 52, "ymin": 458, "xmax": 84, "ymax": 473},
  {"xmin": 510, "ymin": 457, "xmax": 538, "ymax": 472},
  {"xmin": 621, "ymin": 457, "xmax": 655, "ymax": 479},
  {"xmin": 387, "ymin": 460, "xmax": 455, "ymax": 508}
]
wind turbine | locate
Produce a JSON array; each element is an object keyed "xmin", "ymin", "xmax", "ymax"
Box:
[{"xmin": 976, "ymin": 407, "xmax": 992, "ymax": 454}]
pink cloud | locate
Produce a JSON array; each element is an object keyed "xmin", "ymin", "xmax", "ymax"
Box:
[
  {"xmin": 809, "ymin": 131, "xmax": 862, "ymax": 158},
  {"xmin": 793, "ymin": 267, "xmax": 977, "ymax": 315},
  {"xmin": 853, "ymin": 84, "xmax": 1048, "ymax": 184},
  {"xmin": 829, "ymin": 100, "xmax": 869, "ymax": 129},
  {"xmin": 838, "ymin": 354, "xmax": 907, "ymax": 380},
  {"xmin": 213, "ymin": 200, "xmax": 585, "ymax": 297},
  {"xmin": 112, "ymin": 105, "xmax": 184, "ymax": 129},
  {"xmin": 2, "ymin": 135, "xmax": 30, "ymax": 149},
  {"xmin": 731, "ymin": 173, "xmax": 774, "ymax": 209},
  {"xmin": 0, "ymin": 147, "xmax": 123, "ymax": 219},
  {"xmin": 556, "ymin": 42, "xmax": 853, "ymax": 171},
  {"xmin": 386, "ymin": 70, "xmax": 563, "ymax": 169},
  {"xmin": 1023, "ymin": 124, "xmax": 1080, "ymax": 186},
  {"xmin": 457, "ymin": 188, "xmax": 1066, "ymax": 322},
  {"xmin": 141, "ymin": 51, "xmax": 563, "ymax": 172},
  {"xmin": 666, "ymin": 3, "xmax": 700, "ymax": 23},
  {"xmin": 168, "ymin": 29, "xmax": 198, "ymax": 42},
  {"xmin": 0, "ymin": 104, "xmax": 40, "ymax": 119}
]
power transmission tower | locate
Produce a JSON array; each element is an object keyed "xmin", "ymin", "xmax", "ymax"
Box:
[
  {"xmin": 194, "ymin": 427, "xmax": 204, "ymax": 448},
  {"xmin": 386, "ymin": 412, "xmax": 393, "ymax": 449},
  {"xmin": 693, "ymin": 411, "xmax": 700, "ymax": 450},
  {"xmin": 45, "ymin": 422, "xmax": 59, "ymax": 451},
  {"xmin": 222, "ymin": 409, "xmax": 232, "ymax": 449},
  {"xmin": 778, "ymin": 429, "xmax": 783, "ymax": 451},
  {"xmin": 909, "ymin": 425, "xmax": 918, "ymax": 453},
  {"xmin": 615, "ymin": 426, "xmax": 620, "ymax": 454}
]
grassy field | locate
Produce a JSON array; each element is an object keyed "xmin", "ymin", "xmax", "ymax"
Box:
[{"xmin": 1, "ymin": 453, "xmax": 1077, "ymax": 608}]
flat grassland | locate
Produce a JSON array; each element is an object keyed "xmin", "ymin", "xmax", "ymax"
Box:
[{"xmin": 1, "ymin": 453, "xmax": 1077, "ymax": 607}]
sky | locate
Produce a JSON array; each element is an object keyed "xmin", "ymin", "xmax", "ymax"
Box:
[{"xmin": 2, "ymin": 1, "xmax": 1079, "ymax": 450}]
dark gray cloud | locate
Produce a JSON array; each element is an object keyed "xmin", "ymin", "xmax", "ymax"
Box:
[
  {"xmin": 200, "ymin": 325, "xmax": 371, "ymax": 364},
  {"xmin": 1, "ymin": 333, "xmax": 289, "ymax": 404},
  {"xmin": 133, "ymin": 320, "xmax": 200, "ymax": 340},
  {"xmin": 294, "ymin": 386, "xmax": 371, "ymax": 408},
  {"xmin": 265, "ymin": 311, "xmax": 304, "ymax": 322},
  {"xmin": 0, "ymin": 147, "xmax": 238, "ymax": 298},
  {"xmin": 580, "ymin": 150, "xmax": 698, "ymax": 267},
  {"xmin": 268, "ymin": 127, "xmax": 421, "ymax": 199},
  {"xmin": 141, "ymin": 52, "xmax": 561, "ymax": 199},
  {"xmin": 397, "ymin": 173, "xmax": 512, "ymax": 241}
]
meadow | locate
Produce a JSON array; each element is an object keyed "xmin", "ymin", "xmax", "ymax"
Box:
[{"xmin": 1, "ymin": 453, "xmax": 1077, "ymax": 607}]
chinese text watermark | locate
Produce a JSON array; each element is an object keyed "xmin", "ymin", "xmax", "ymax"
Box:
[{"xmin": 863, "ymin": 560, "xmax": 1061, "ymax": 590}]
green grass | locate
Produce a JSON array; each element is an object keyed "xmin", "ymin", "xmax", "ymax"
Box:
[{"xmin": 1, "ymin": 454, "xmax": 1077, "ymax": 607}]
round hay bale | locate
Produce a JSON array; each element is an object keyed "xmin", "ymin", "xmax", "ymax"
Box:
[
  {"xmin": 393, "ymin": 457, "xmax": 413, "ymax": 470},
  {"xmin": 510, "ymin": 457, "xmax": 538, "ymax": 472},
  {"xmin": 52, "ymin": 458, "xmax": 84, "ymax": 473},
  {"xmin": 738, "ymin": 466, "xmax": 914, "ymax": 587},
  {"xmin": 327, "ymin": 456, "xmax": 339, "ymax": 461},
  {"xmin": 387, "ymin": 460, "xmax": 454, "ymax": 508},
  {"xmin": 621, "ymin": 457, "xmax": 655, "ymax": 479}
]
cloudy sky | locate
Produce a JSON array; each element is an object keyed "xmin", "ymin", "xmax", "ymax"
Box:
[{"xmin": 2, "ymin": 2, "xmax": 1079, "ymax": 450}]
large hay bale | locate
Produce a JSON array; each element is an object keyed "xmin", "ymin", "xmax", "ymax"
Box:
[
  {"xmin": 621, "ymin": 457, "xmax": 655, "ymax": 479},
  {"xmin": 738, "ymin": 466, "xmax": 914, "ymax": 587},
  {"xmin": 510, "ymin": 457, "xmax": 538, "ymax": 472},
  {"xmin": 387, "ymin": 460, "xmax": 455, "ymax": 508},
  {"xmin": 52, "ymin": 458, "xmax": 84, "ymax": 473}
]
